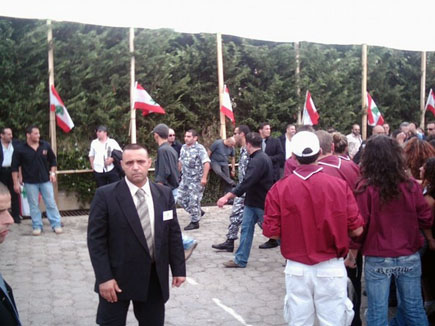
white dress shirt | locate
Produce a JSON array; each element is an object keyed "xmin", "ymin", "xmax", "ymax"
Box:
[{"xmin": 1, "ymin": 142, "xmax": 14, "ymax": 167}]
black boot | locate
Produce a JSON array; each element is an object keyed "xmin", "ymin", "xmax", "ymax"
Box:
[
  {"xmin": 212, "ymin": 239, "xmax": 234, "ymax": 252},
  {"xmin": 259, "ymin": 239, "xmax": 279, "ymax": 249},
  {"xmin": 184, "ymin": 222, "xmax": 199, "ymax": 231}
]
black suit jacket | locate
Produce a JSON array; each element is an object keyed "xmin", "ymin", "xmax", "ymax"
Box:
[
  {"xmin": 0, "ymin": 278, "xmax": 20, "ymax": 326},
  {"xmin": 264, "ymin": 137, "xmax": 285, "ymax": 182},
  {"xmin": 87, "ymin": 178, "xmax": 186, "ymax": 303}
]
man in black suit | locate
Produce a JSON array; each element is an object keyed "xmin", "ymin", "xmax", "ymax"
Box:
[
  {"xmin": 258, "ymin": 122, "xmax": 284, "ymax": 249},
  {"xmin": 87, "ymin": 144, "xmax": 186, "ymax": 326},
  {"xmin": 0, "ymin": 128, "xmax": 21, "ymax": 224},
  {"xmin": 0, "ymin": 182, "xmax": 21, "ymax": 326}
]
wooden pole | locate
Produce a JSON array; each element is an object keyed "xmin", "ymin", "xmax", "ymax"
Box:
[
  {"xmin": 361, "ymin": 44, "xmax": 368, "ymax": 140},
  {"xmin": 420, "ymin": 51, "xmax": 427, "ymax": 129},
  {"xmin": 130, "ymin": 27, "xmax": 136, "ymax": 144},
  {"xmin": 295, "ymin": 42, "xmax": 302, "ymax": 125},
  {"xmin": 47, "ymin": 20, "xmax": 56, "ymax": 154},
  {"xmin": 216, "ymin": 33, "xmax": 226, "ymax": 139},
  {"xmin": 47, "ymin": 20, "xmax": 58, "ymax": 199}
]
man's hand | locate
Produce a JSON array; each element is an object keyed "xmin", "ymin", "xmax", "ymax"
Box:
[
  {"xmin": 200, "ymin": 177, "xmax": 207, "ymax": 187},
  {"xmin": 217, "ymin": 196, "xmax": 228, "ymax": 208},
  {"xmin": 396, "ymin": 132, "xmax": 406, "ymax": 145},
  {"xmin": 344, "ymin": 249, "xmax": 358, "ymax": 269},
  {"xmin": 230, "ymin": 170, "xmax": 236, "ymax": 178},
  {"xmin": 172, "ymin": 276, "xmax": 186, "ymax": 288},
  {"xmin": 13, "ymin": 183, "xmax": 21, "ymax": 195},
  {"xmin": 99, "ymin": 279, "xmax": 122, "ymax": 303},
  {"xmin": 50, "ymin": 173, "xmax": 57, "ymax": 183},
  {"xmin": 104, "ymin": 157, "xmax": 114, "ymax": 167}
]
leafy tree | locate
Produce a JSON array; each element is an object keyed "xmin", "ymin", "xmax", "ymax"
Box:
[{"xmin": 1, "ymin": 17, "xmax": 434, "ymax": 203}]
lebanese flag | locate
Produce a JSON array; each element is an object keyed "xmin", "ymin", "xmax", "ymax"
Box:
[
  {"xmin": 50, "ymin": 85, "xmax": 74, "ymax": 133},
  {"xmin": 425, "ymin": 89, "xmax": 435, "ymax": 116},
  {"xmin": 367, "ymin": 92, "xmax": 384, "ymax": 126},
  {"xmin": 134, "ymin": 82, "xmax": 165, "ymax": 116},
  {"xmin": 302, "ymin": 91, "xmax": 319, "ymax": 125},
  {"xmin": 220, "ymin": 85, "xmax": 235, "ymax": 125}
]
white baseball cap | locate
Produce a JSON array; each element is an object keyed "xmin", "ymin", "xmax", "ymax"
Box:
[{"xmin": 292, "ymin": 131, "xmax": 320, "ymax": 157}]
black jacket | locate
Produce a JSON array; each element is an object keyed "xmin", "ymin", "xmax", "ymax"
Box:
[
  {"xmin": 0, "ymin": 277, "xmax": 21, "ymax": 326},
  {"xmin": 264, "ymin": 137, "xmax": 285, "ymax": 182},
  {"xmin": 87, "ymin": 179, "xmax": 186, "ymax": 303},
  {"xmin": 232, "ymin": 149, "xmax": 274, "ymax": 209}
]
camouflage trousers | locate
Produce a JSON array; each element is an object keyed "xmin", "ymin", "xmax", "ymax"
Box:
[
  {"xmin": 177, "ymin": 179, "xmax": 204, "ymax": 223},
  {"xmin": 226, "ymin": 195, "xmax": 245, "ymax": 240}
]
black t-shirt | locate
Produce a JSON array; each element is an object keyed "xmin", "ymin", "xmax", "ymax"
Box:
[{"xmin": 12, "ymin": 141, "xmax": 57, "ymax": 183}]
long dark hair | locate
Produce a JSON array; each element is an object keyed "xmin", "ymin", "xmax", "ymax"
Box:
[
  {"xmin": 422, "ymin": 157, "xmax": 435, "ymax": 198},
  {"xmin": 356, "ymin": 135, "xmax": 409, "ymax": 203}
]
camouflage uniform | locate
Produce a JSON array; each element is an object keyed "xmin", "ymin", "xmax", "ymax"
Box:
[
  {"xmin": 226, "ymin": 146, "xmax": 250, "ymax": 240},
  {"xmin": 177, "ymin": 142, "xmax": 211, "ymax": 223}
]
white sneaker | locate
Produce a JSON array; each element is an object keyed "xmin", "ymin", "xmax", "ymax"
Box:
[
  {"xmin": 54, "ymin": 227, "xmax": 63, "ymax": 234},
  {"xmin": 32, "ymin": 229, "xmax": 42, "ymax": 236}
]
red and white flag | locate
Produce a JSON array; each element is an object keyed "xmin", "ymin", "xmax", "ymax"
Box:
[
  {"xmin": 134, "ymin": 82, "xmax": 166, "ymax": 116},
  {"xmin": 220, "ymin": 85, "xmax": 235, "ymax": 125},
  {"xmin": 302, "ymin": 90, "xmax": 319, "ymax": 125},
  {"xmin": 50, "ymin": 85, "xmax": 74, "ymax": 133},
  {"xmin": 425, "ymin": 88, "xmax": 435, "ymax": 117},
  {"xmin": 367, "ymin": 92, "xmax": 384, "ymax": 126}
]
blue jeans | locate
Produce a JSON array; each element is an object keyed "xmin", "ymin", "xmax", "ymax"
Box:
[
  {"xmin": 182, "ymin": 234, "xmax": 196, "ymax": 250},
  {"xmin": 234, "ymin": 206, "xmax": 264, "ymax": 267},
  {"xmin": 365, "ymin": 252, "xmax": 428, "ymax": 326},
  {"xmin": 25, "ymin": 182, "xmax": 62, "ymax": 230}
]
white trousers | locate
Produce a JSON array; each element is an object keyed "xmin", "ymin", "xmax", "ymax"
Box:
[{"xmin": 284, "ymin": 258, "xmax": 354, "ymax": 326}]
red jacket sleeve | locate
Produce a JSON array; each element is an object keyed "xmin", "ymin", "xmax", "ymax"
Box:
[{"xmin": 263, "ymin": 184, "xmax": 281, "ymax": 238}]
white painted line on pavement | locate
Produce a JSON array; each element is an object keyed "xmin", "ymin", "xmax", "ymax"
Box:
[
  {"xmin": 212, "ymin": 298, "xmax": 253, "ymax": 326},
  {"xmin": 186, "ymin": 277, "xmax": 198, "ymax": 285}
]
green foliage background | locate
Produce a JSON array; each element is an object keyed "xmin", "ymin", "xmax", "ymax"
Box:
[{"xmin": 1, "ymin": 17, "xmax": 434, "ymax": 204}]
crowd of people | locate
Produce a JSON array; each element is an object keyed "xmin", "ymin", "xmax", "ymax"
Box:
[{"xmin": 1, "ymin": 119, "xmax": 435, "ymax": 326}]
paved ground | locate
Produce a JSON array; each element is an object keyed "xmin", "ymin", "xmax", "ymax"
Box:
[{"xmin": 0, "ymin": 206, "xmax": 370, "ymax": 326}]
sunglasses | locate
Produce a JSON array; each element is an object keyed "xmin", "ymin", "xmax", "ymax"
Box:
[{"xmin": 168, "ymin": 134, "xmax": 175, "ymax": 137}]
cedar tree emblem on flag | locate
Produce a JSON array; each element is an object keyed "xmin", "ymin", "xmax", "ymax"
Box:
[
  {"xmin": 50, "ymin": 85, "xmax": 74, "ymax": 133},
  {"xmin": 367, "ymin": 92, "xmax": 384, "ymax": 127}
]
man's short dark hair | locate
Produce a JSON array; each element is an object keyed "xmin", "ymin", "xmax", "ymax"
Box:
[
  {"xmin": 123, "ymin": 143, "xmax": 148, "ymax": 152},
  {"xmin": 246, "ymin": 132, "xmax": 262, "ymax": 148},
  {"xmin": 26, "ymin": 125, "xmax": 38, "ymax": 134},
  {"xmin": 294, "ymin": 152, "xmax": 320, "ymax": 165},
  {"xmin": 237, "ymin": 125, "xmax": 250, "ymax": 136},
  {"xmin": 186, "ymin": 129, "xmax": 198, "ymax": 137},
  {"xmin": 259, "ymin": 122, "xmax": 270, "ymax": 130},
  {"xmin": 1, "ymin": 127, "xmax": 11, "ymax": 135}
]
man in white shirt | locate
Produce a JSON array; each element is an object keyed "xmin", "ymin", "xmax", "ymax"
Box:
[
  {"xmin": 0, "ymin": 128, "xmax": 21, "ymax": 224},
  {"xmin": 89, "ymin": 125, "xmax": 122, "ymax": 188},
  {"xmin": 346, "ymin": 124, "xmax": 362, "ymax": 159}
]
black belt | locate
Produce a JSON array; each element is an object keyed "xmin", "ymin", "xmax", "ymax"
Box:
[{"xmin": 0, "ymin": 167, "xmax": 12, "ymax": 171}]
